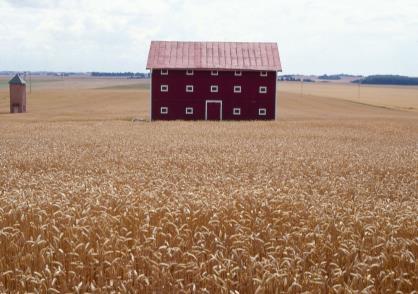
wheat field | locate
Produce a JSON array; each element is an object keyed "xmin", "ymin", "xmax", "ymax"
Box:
[
  {"xmin": 280, "ymin": 81, "xmax": 418, "ymax": 112},
  {"xmin": 0, "ymin": 78, "xmax": 417, "ymax": 292}
]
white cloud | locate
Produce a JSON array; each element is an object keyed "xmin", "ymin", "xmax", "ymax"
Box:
[{"xmin": 0, "ymin": 0, "xmax": 417, "ymax": 75}]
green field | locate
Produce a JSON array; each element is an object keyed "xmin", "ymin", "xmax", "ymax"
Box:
[{"xmin": 0, "ymin": 81, "xmax": 8, "ymax": 89}]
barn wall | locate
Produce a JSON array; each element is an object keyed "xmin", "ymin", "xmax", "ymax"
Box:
[{"xmin": 151, "ymin": 69, "xmax": 276, "ymax": 120}]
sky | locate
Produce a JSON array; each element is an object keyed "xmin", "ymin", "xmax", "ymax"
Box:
[{"xmin": 0, "ymin": 0, "xmax": 417, "ymax": 76}]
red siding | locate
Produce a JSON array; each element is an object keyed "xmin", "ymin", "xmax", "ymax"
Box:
[{"xmin": 151, "ymin": 70, "xmax": 276, "ymax": 120}]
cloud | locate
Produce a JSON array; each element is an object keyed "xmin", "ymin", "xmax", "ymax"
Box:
[{"xmin": 0, "ymin": 0, "xmax": 417, "ymax": 75}]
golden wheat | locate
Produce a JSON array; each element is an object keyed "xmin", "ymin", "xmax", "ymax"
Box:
[{"xmin": 0, "ymin": 118, "xmax": 417, "ymax": 292}]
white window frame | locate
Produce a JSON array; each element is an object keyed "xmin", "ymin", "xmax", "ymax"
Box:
[
  {"xmin": 185, "ymin": 107, "xmax": 193, "ymax": 115},
  {"xmin": 186, "ymin": 85, "xmax": 194, "ymax": 93},
  {"xmin": 161, "ymin": 85, "xmax": 168, "ymax": 92},
  {"xmin": 211, "ymin": 70, "xmax": 219, "ymax": 76},
  {"xmin": 233, "ymin": 108, "xmax": 241, "ymax": 115},
  {"xmin": 260, "ymin": 71, "xmax": 268, "ymax": 77},
  {"xmin": 259, "ymin": 86, "xmax": 267, "ymax": 94},
  {"xmin": 160, "ymin": 107, "xmax": 168, "ymax": 114},
  {"xmin": 161, "ymin": 69, "xmax": 168, "ymax": 75},
  {"xmin": 259, "ymin": 108, "xmax": 267, "ymax": 116},
  {"xmin": 211, "ymin": 85, "xmax": 219, "ymax": 93},
  {"xmin": 234, "ymin": 71, "xmax": 242, "ymax": 76},
  {"xmin": 234, "ymin": 85, "xmax": 242, "ymax": 93},
  {"xmin": 186, "ymin": 70, "xmax": 194, "ymax": 76}
]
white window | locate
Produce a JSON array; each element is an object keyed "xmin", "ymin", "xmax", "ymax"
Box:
[
  {"xmin": 259, "ymin": 108, "xmax": 267, "ymax": 116},
  {"xmin": 234, "ymin": 71, "xmax": 242, "ymax": 76},
  {"xmin": 259, "ymin": 86, "xmax": 267, "ymax": 94},
  {"xmin": 161, "ymin": 69, "xmax": 168, "ymax": 75},
  {"xmin": 185, "ymin": 107, "xmax": 193, "ymax": 115},
  {"xmin": 234, "ymin": 85, "xmax": 241, "ymax": 93},
  {"xmin": 211, "ymin": 85, "xmax": 218, "ymax": 93},
  {"xmin": 233, "ymin": 108, "xmax": 241, "ymax": 115},
  {"xmin": 260, "ymin": 71, "xmax": 268, "ymax": 77},
  {"xmin": 160, "ymin": 107, "xmax": 168, "ymax": 114},
  {"xmin": 161, "ymin": 85, "xmax": 168, "ymax": 92},
  {"xmin": 211, "ymin": 70, "xmax": 218, "ymax": 76},
  {"xmin": 186, "ymin": 85, "xmax": 194, "ymax": 92},
  {"xmin": 186, "ymin": 70, "xmax": 194, "ymax": 76}
]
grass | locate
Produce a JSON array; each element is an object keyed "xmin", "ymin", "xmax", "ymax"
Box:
[
  {"xmin": 0, "ymin": 78, "xmax": 417, "ymax": 292},
  {"xmin": 0, "ymin": 81, "xmax": 8, "ymax": 89}
]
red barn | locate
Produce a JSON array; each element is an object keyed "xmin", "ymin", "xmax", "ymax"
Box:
[{"xmin": 146, "ymin": 41, "xmax": 282, "ymax": 121}]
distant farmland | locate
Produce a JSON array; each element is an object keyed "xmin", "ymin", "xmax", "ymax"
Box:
[
  {"xmin": 280, "ymin": 81, "xmax": 418, "ymax": 112},
  {"xmin": 0, "ymin": 78, "xmax": 417, "ymax": 292},
  {"xmin": 0, "ymin": 80, "xmax": 8, "ymax": 89}
]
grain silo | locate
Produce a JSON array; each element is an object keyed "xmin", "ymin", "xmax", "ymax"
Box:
[{"xmin": 9, "ymin": 74, "xmax": 27, "ymax": 113}]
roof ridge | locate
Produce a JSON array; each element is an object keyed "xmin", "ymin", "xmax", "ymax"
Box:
[{"xmin": 151, "ymin": 40, "xmax": 278, "ymax": 45}]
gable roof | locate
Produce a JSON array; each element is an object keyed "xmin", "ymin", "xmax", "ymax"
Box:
[
  {"xmin": 146, "ymin": 41, "xmax": 282, "ymax": 72},
  {"xmin": 9, "ymin": 74, "xmax": 26, "ymax": 85}
]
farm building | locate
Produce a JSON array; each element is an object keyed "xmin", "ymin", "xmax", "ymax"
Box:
[
  {"xmin": 9, "ymin": 74, "xmax": 27, "ymax": 113},
  {"xmin": 146, "ymin": 41, "xmax": 282, "ymax": 120}
]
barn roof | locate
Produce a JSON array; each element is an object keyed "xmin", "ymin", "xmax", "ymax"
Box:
[
  {"xmin": 9, "ymin": 74, "xmax": 26, "ymax": 85},
  {"xmin": 146, "ymin": 41, "xmax": 282, "ymax": 71}
]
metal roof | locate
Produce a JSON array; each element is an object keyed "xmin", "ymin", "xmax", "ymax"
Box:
[
  {"xmin": 9, "ymin": 74, "xmax": 26, "ymax": 85},
  {"xmin": 146, "ymin": 41, "xmax": 282, "ymax": 71}
]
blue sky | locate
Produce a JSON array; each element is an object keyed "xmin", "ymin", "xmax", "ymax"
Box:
[{"xmin": 0, "ymin": 0, "xmax": 417, "ymax": 75}]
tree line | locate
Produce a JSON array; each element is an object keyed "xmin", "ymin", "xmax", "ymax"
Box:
[
  {"xmin": 352, "ymin": 75, "xmax": 418, "ymax": 85},
  {"xmin": 91, "ymin": 72, "xmax": 149, "ymax": 78}
]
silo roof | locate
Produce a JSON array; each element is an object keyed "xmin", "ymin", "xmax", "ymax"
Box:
[{"xmin": 9, "ymin": 74, "xmax": 26, "ymax": 85}]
